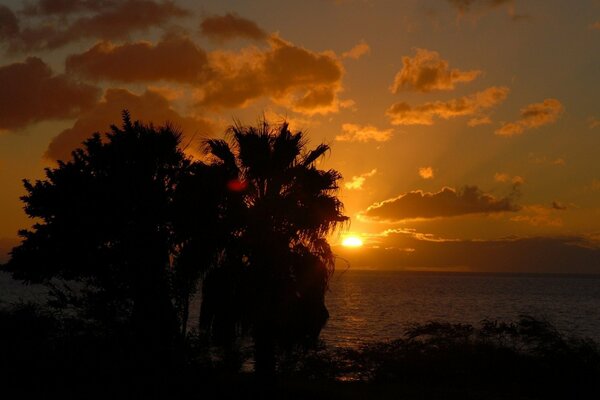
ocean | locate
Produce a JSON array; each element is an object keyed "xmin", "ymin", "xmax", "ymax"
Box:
[
  {"xmin": 2, "ymin": 270, "xmax": 600, "ymax": 347},
  {"xmin": 322, "ymin": 270, "xmax": 600, "ymax": 347}
]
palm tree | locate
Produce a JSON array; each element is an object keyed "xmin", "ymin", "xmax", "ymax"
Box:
[{"xmin": 200, "ymin": 119, "xmax": 348, "ymax": 375}]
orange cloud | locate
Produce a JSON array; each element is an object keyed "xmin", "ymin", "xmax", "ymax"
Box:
[
  {"xmin": 45, "ymin": 89, "xmax": 215, "ymax": 161},
  {"xmin": 199, "ymin": 35, "xmax": 344, "ymax": 115},
  {"xmin": 361, "ymin": 185, "xmax": 520, "ymax": 222},
  {"xmin": 589, "ymin": 21, "xmax": 600, "ymax": 30},
  {"xmin": 0, "ymin": 57, "xmax": 100, "ymax": 130},
  {"xmin": 342, "ymin": 40, "xmax": 370, "ymax": 59},
  {"xmin": 494, "ymin": 172, "xmax": 524, "ymax": 185},
  {"xmin": 387, "ymin": 86, "xmax": 509, "ymax": 125},
  {"xmin": 3, "ymin": 0, "xmax": 188, "ymax": 52},
  {"xmin": 390, "ymin": 48, "xmax": 481, "ymax": 93},
  {"xmin": 496, "ymin": 98, "xmax": 563, "ymax": 136},
  {"xmin": 200, "ymin": 12, "xmax": 267, "ymax": 42},
  {"xmin": 419, "ymin": 167, "xmax": 434, "ymax": 179},
  {"xmin": 66, "ymin": 35, "xmax": 211, "ymax": 83},
  {"xmin": 588, "ymin": 117, "xmax": 600, "ymax": 129},
  {"xmin": 467, "ymin": 115, "xmax": 492, "ymax": 126},
  {"xmin": 345, "ymin": 169, "xmax": 377, "ymax": 190},
  {"xmin": 336, "ymin": 123, "xmax": 393, "ymax": 142}
]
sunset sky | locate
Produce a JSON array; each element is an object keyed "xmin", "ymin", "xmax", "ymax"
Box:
[{"xmin": 1, "ymin": 0, "xmax": 599, "ymax": 272}]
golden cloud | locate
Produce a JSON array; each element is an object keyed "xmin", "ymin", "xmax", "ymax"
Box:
[
  {"xmin": 510, "ymin": 204, "xmax": 563, "ymax": 227},
  {"xmin": 494, "ymin": 172, "xmax": 524, "ymax": 185},
  {"xmin": 467, "ymin": 115, "xmax": 492, "ymax": 127},
  {"xmin": 390, "ymin": 48, "xmax": 481, "ymax": 93},
  {"xmin": 496, "ymin": 98, "xmax": 563, "ymax": 136},
  {"xmin": 336, "ymin": 123, "xmax": 393, "ymax": 142},
  {"xmin": 66, "ymin": 35, "xmax": 211, "ymax": 83},
  {"xmin": 0, "ymin": 57, "xmax": 100, "ymax": 130},
  {"xmin": 45, "ymin": 88, "xmax": 215, "ymax": 161},
  {"xmin": 200, "ymin": 12, "xmax": 267, "ymax": 42},
  {"xmin": 345, "ymin": 169, "xmax": 377, "ymax": 190},
  {"xmin": 361, "ymin": 185, "xmax": 520, "ymax": 222},
  {"xmin": 198, "ymin": 35, "xmax": 345, "ymax": 115},
  {"xmin": 419, "ymin": 167, "xmax": 434, "ymax": 179},
  {"xmin": 387, "ymin": 86, "xmax": 509, "ymax": 125},
  {"xmin": 342, "ymin": 40, "xmax": 370, "ymax": 60}
]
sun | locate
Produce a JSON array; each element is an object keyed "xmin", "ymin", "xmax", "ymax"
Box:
[{"xmin": 342, "ymin": 236, "xmax": 363, "ymax": 248}]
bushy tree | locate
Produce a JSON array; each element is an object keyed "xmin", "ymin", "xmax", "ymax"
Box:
[{"xmin": 6, "ymin": 112, "xmax": 196, "ymax": 355}]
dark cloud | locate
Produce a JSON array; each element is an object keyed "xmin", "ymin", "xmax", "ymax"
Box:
[
  {"xmin": 199, "ymin": 35, "xmax": 344, "ymax": 115},
  {"xmin": 362, "ymin": 185, "xmax": 520, "ymax": 222},
  {"xmin": 0, "ymin": 5, "xmax": 19, "ymax": 39},
  {"xmin": 447, "ymin": 0, "xmax": 512, "ymax": 13},
  {"xmin": 200, "ymin": 12, "xmax": 267, "ymax": 42},
  {"xmin": 3, "ymin": 0, "xmax": 189, "ymax": 52},
  {"xmin": 336, "ymin": 230, "xmax": 600, "ymax": 274},
  {"xmin": 21, "ymin": 0, "xmax": 117, "ymax": 16},
  {"xmin": 0, "ymin": 57, "xmax": 100, "ymax": 131},
  {"xmin": 551, "ymin": 201, "xmax": 567, "ymax": 211},
  {"xmin": 66, "ymin": 35, "xmax": 210, "ymax": 83},
  {"xmin": 45, "ymin": 88, "xmax": 215, "ymax": 161}
]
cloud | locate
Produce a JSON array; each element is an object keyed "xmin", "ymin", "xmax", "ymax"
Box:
[
  {"xmin": 21, "ymin": 0, "xmax": 117, "ymax": 16},
  {"xmin": 3, "ymin": 0, "xmax": 188, "ymax": 52},
  {"xmin": 589, "ymin": 21, "xmax": 600, "ymax": 31},
  {"xmin": 496, "ymin": 98, "xmax": 563, "ymax": 136},
  {"xmin": 419, "ymin": 167, "xmax": 434, "ymax": 179},
  {"xmin": 45, "ymin": 88, "xmax": 215, "ymax": 161},
  {"xmin": 494, "ymin": 172, "xmax": 524, "ymax": 185},
  {"xmin": 66, "ymin": 35, "xmax": 210, "ymax": 83},
  {"xmin": 588, "ymin": 117, "xmax": 600, "ymax": 129},
  {"xmin": 345, "ymin": 169, "xmax": 377, "ymax": 190},
  {"xmin": 361, "ymin": 185, "xmax": 520, "ymax": 222},
  {"xmin": 467, "ymin": 115, "xmax": 492, "ymax": 126},
  {"xmin": 336, "ymin": 229, "xmax": 600, "ymax": 273},
  {"xmin": 336, "ymin": 123, "xmax": 393, "ymax": 142},
  {"xmin": 342, "ymin": 40, "xmax": 370, "ymax": 59},
  {"xmin": 390, "ymin": 48, "xmax": 481, "ymax": 93},
  {"xmin": 510, "ymin": 204, "xmax": 563, "ymax": 227},
  {"xmin": 0, "ymin": 57, "xmax": 100, "ymax": 131},
  {"xmin": 0, "ymin": 5, "xmax": 19, "ymax": 40},
  {"xmin": 200, "ymin": 13, "xmax": 267, "ymax": 42},
  {"xmin": 551, "ymin": 201, "xmax": 567, "ymax": 211},
  {"xmin": 446, "ymin": 0, "xmax": 529, "ymax": 21},
  {"xmin": 198, "ymin": 35, "xmax": 344, "ymax": 115},
  {"xmin": 387, "ymin": 86, "xmax": 509, "ymax": 125}
]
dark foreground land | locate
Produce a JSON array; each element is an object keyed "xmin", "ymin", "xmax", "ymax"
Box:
[{"xmin": 1, "ymin": 303, "xmax": 599, "ymax": 399}]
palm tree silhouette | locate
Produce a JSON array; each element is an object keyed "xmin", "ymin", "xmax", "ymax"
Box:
[{"xmin": 201, "ymin": 119, "xmax": 348, "ymax": 375}]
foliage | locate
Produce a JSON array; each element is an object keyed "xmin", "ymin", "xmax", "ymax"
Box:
[{"xmin": 200, "ymin": 119, "xmax": 348, "ymax": 374}]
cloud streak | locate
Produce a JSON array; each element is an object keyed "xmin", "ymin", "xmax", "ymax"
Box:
[
  {"xmin": 336, "ymin": 123, "xmax": 393, "ymax": 142},
  {"xmin": 387, "ymin": 86, "xmax": 509, "ymax": 125},
  {"xmin": 345, "ymin": 169, "xmax": 377, "ymax": 190},
  {"xmin": 496, "ymin": 98, "xmax": 563, "ymax": 136},
  {"xmin": 362, "ymin": 185, "xmax": 520, "ymax": 222}
]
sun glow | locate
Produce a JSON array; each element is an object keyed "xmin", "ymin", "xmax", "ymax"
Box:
[{"xmin": 342, "ymin": 236, "xmax": 364, "ymax": 248}]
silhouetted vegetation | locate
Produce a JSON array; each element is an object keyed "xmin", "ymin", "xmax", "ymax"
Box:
[{"xmin": 2, "ymin": 113, "xmax": 599, "ymax": 398}]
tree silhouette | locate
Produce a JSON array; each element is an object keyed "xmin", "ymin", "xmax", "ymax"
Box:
[
  {"xmin": 6, "ymin": 112, "xmax": 195, "ymax": 358},
  {"xmin": 201, "ymin": 120, "xmax": 348, "ymax": 375}
]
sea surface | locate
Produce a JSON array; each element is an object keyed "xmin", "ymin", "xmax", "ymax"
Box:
[
  {"xmin": 2, "ymin": 270, "xmax": 600, "ymax": 347},
  {"xmin": 322, "ymin": 270, "xmax": 600, "ymax": 347}
]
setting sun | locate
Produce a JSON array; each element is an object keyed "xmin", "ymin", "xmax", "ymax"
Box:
[{"xmin": 342, "ymin": 236, "xmax": 363, "ymax": 248}]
